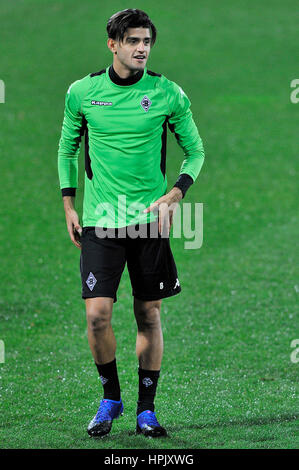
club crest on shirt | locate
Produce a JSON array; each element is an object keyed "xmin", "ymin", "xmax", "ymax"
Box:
[{"xmin": 140, "ymin": 95, "xmax": 152, "ymax": 112}]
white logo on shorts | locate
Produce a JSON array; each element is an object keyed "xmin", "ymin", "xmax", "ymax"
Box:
[
  {"xmin": 160, "ymin": 282, "xmax": 164, "ymax": 290},
  {"xmin": 86, "ymin": 272, "xmax": 97, "ymax": 291},
  {"xmin": 143, "ymin": 377, "xmax": 153, "ymax": 387},
  {"xmin": 174, "ymin": 278, "xmax": 180, "ymax": 289}
]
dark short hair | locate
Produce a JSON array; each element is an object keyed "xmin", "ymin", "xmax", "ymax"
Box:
[{"xmin": 107, "ymin": 9, "xmax": 157, "ymax": 46}]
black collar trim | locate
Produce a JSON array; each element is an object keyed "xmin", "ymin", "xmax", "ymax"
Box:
[{"xmin": 108, "ymin": 65, "xmax": 144, "ymax": 86}]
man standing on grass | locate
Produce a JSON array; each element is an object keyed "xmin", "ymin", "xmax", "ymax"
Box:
[{"xmin": 58, "ymin": 8, "xmax": 204, "ymax": 438}]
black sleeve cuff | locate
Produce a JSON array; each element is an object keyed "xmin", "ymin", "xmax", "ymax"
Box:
[
  {"xmin": 61, "ymin": 187, "xmax": 76, "ymax": 197},
  {"xmin": 173, "ymin": 173, "xmax": 194, "ymax": 198}
]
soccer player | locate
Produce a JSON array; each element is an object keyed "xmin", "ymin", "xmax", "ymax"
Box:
[{"xmin": 58, "ymin": 9, "xmax": 204, "ymax": 438}]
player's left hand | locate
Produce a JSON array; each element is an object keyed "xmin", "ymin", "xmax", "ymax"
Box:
[{"xmin": 143, "ymin": 187, "xmax": 183, "ymax": 236}]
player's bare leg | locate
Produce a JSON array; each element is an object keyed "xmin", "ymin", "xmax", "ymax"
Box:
[
  {"xmin": 134, "ymin": 298, "xmax": 163, "ymax": 370},
  {"xmin": 133, "ymin": 298, "xmax": 167, "ymax": 437},
  {"xmin": 85, "ymin": 297, "xmax": 115, "ymax": 364}
]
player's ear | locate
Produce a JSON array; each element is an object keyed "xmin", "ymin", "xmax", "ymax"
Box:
[{"xmin": 107, "ymin": 38, "xmax": 116, "ymax": 54}]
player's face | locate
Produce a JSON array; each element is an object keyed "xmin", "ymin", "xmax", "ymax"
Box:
[{"xmin": 113, "ymin": 27, "xmax": 151, "ymax": 72}]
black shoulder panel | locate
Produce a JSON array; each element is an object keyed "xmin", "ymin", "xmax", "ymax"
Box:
[
  {"xmin": 90, "ymin": 69, "xmax": 106, "ymax": 77},
  {"xmin": 147, "ymin": 70, "xmax": 162, "ymax": 77}
]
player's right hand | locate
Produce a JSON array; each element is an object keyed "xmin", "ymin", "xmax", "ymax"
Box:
[{"xmin": 65, "ymin": 209, "xmax": 82, "ymax": 249}]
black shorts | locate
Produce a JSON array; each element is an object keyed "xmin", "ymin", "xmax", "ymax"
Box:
[{"xmin": 79, "ymin": 221, "xmax": 181, "ymax": 302}]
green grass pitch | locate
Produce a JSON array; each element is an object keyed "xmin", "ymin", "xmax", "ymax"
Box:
[{"xmin": 0, "ymin": 0, "xmax": 298, "ymax": 449}]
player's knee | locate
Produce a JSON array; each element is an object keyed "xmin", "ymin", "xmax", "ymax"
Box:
[
  {"xmin": 137, "ymin": 303, "xmax": 161, "ymax": 330},
  {"xmin": 86, "ymin": 305, "xmax": 112, "ymax": 333}
]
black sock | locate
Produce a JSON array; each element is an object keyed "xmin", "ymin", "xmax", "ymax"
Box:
[
  {"xmin": 137, "ymin": 367, "xmax": 160, "ymax": 415},
  {"xmin": 95, "ymin": 358, "xmax": 121, "ymax": 401}
]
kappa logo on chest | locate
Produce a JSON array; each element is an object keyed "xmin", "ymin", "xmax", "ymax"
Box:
[{"xmin": 91, "ymin": 100, "xmax": 113, "ymax": 106}]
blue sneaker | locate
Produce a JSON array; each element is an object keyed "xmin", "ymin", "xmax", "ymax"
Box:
[
  {"xmin": 87, "ymin": 398, "xmax": 123, "ymax": 437},
  {"xmin": 136, "ymin": 410, "xmax": 167, "ymax": 438}
]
